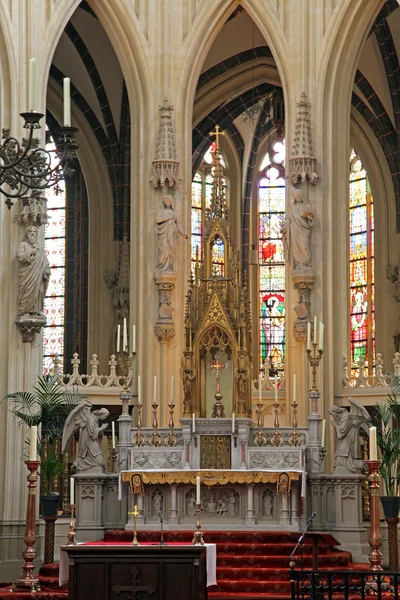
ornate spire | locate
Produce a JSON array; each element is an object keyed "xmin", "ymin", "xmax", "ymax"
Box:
[
  {"xmin": 150, "ymin": 98, "xmax": 180, "ymax": 189},
  {"xmin": 208, "ymin": 126, "xmax": 228, "ymax": 221},
  {"xmin": 288, "ymin": 92, "xmax": 318, "ymax": 185}
]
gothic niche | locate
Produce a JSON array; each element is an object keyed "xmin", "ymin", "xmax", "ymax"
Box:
[
  {"xmin": 262, "ymin": 488, "xmax": 275, "ymax": 519},
  {"xmin": 181, "ymin": 127, "xmax": 252, "ymax": 419},
  {"xmin": 185, "ymin": 488, "xmax": 239, "ymax": 518},
  {"xmin": 151, "ymin": 488, "xmax": 164, "ymax": 517}
]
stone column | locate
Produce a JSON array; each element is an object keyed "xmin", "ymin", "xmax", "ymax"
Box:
[
  {"xmin": 169, "ymin": 485, "xmax": 178, "ymax": 524},
  {"xmin": 306, "ymin": 391, "xmax": 324, "ymax": 473},
  {"xmin": 245, "ymin": 484, "xmax": 256, "ymax": 525},
  {"xmin": 291, "ymin": 483, "xmax": 299, "ymax": 522},
  {"xmin": 281, "ymin": 492, "xmax": 290, "ymax": 524}
]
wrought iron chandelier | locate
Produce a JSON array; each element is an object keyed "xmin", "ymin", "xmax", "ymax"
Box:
[{"xmin": 0, "ymin": 61, "xmax": 78, "ymax": 209}]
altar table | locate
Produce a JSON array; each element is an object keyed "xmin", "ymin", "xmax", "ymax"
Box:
[{"xmin": 60, "ymin": 541, "xmax": 217, "ymax": 596}]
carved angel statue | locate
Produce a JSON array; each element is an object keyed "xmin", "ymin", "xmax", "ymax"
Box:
[
  {"xmin": 328, "ymin": 398, "xmax": 371, "ymax": 474},
  {"xmin": 62, "ymin": 400, "xmax": 110, "ymax": 473}
]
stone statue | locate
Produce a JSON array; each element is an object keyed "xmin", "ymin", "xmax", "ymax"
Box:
[
  {"xmin": 153, "ymin": 489, "xmax": 163, "ymax": 515},
  {"xmin": 16, "ymin": 225, "xmax": 51, "ymax": 316},
  {"xmin": 264, "ymin": 491, "xmax": 273, "ymax": 517},
  {"xmin": 329, "ymin": 398, "xmax": 371, "ymax": 473},
  {"xmin": 281, "ymin": 189, "xmax": 315, "ymax": 271},
  {"xmin": 186, "ymin": 490, "xmax": 196, "ymax": 517},
  {"xmin": 227, "ymin": 491, "xmax": 237, "ymax": 517},
  {"xmin": 62, "ymin": 400, "xmax": 110, "ymax": 473},
  {"xmin": 155, "ymin": 195, "xmax": 187, "ymax": 272}
]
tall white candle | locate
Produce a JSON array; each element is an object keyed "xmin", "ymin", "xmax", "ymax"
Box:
[
  {"xmin": 321, "ymin": 419, "xmax": 326, "ymax": 448},
  {"xmin": 258, "ymin": 374, "xmax": 262, "ymax": 403},
  {"xmin": 232, "ymin": 413, "xmax": 235, "ymax": 434},
  {"xmin": 153, "ymin": 376, "xmax": 157, "ymax": 404},
  {"xmin": 196, "ymin": 476, "xmax": 201, "ymax": 505},
  {"xmin": 313, "ymin": 316, "xmax": 317, "ymax": 344},
  {"xmin": 123, "ymin": 318, "xmax": 128, "ymax": 352},
  {"xmin": 319, "ymin": 322, "xmax": 324, "ymax": 351},
  {"xmin": 274, "ymin": 375, "xmax": 278, "ymax": 402},
  {"xmin": 70, "ymin": 477, "xmax": 75, "ymax": 505},
  {"xmin": 132, "ymin": 325, "xmax": 136, "ymax": 353},
  {"xmin": 293, "ymin": 374, "xmax": 297, "ymax": 404},
  {"xmin": 116, "ymin": 324, "xmax": 121, "ymax": 353},
  {"xmin": 192, "ymin": 413, "xmax": 196, "ymax": 433},
  {"xmin": 307, "ymin": 322, "xmax": 311, "ymax": 351},
  {"xmin": 111, "ymin": 421, "xmax": 115, "ymax": 449},
  {"xmin": 170, "ymin": 375, "xmax": 174, "ymax": 404},
  {"xmin": 29, "ymin": 426, "xmax": 37, "ymax": 461},
  {"xmin": 369, "ymin": 426, "xmax": 377, "ymax": 460},
  {"xmin": 137, "ymin": 375, "xmax": 141, "ymax": 404},
  {"xmin": 63, "ymin": 77, "xmax": 71, "ymax": 126},
  {"xmin": 28, "ymin": 58, "xmax": 36, "ymax": 112}
]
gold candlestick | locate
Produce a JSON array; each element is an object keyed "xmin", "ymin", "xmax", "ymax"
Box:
[
  {"xmin": 132, "ymin": 402, "xmax": 145, "ymax": 447},
  {"xmin": 66, "ymin": 504, "xmax": 77, "ymax": 546},
  {"xmin": 306, "ymin": 341, "xmax": 323, "ymax": 391},
  {"xmin": 253, "ymin": 402, "xmax": 266, "ymax": 446},
  {"xmin": 288, "ymin": 398, "xmax": 300, "ymax": 447},
  {"xmin": 148, "ymin": 402, "xmax": 162, "ymax": 446},
  {"xmin": 11, "ymin": 460, "xmax": 41, "ymax": 592},
  {"xmin": 165, "ymin": 401, "xmax": 176, "ymax": 446},
  {"xmin": 270, "ymin": 398, "xmax": 283, "ymax": 447},
  {"xmin": 128, "ymin": 505, "xmax": 140, "ymax": 546},
  {"xmin": 365, "ymin": 460, "xmax": 383, "ymax": 571},
  {"xmin": 191, "ymin": 504, "xmax": 205, "ymax": 546}
]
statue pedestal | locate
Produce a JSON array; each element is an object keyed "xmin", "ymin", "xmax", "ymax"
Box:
[
  {"xmin": 15, "ymin": 314, "xmax": 46, "ymax": 343},
  {"xmin": 153, "ymin": 271, "xmax": 177, "ymax": 343}
]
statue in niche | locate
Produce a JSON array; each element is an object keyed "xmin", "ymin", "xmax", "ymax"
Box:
[
  {"xmin": 186, "ymin": 490, "xmax": 196, "ymax": 517},
  {"xmin": 155, "ymin": 195, "xmax": 187, "ymax": 272},
  {"xmin": 264, "ymin": 491, "xmax": 273, "ymax": 518},
  {"xmin": 227, "ymin": 491, "xmax": 237, "ymax": 517},
  {"xmin": 207, "ymin": 493, "xmax": 217, "ymax": 515},
  {"xmin": 217, "ymin": 493, "xmax": 228, "ymax": 516},
  {"xmin": 329, "ymin": 398, "xmax": 371, "ymax": 473},
  {"xmin": 281, "ymin": 189, "xmax": 315, "ymax": 272},
  {"xmin": 152, "ymin": 489, "xmax": 163, "ymax": 515},
  {"xmin": 62, "ymin": 400, "xmax": 110, "ymax": 473},
  {"xmin": 16, "ymin": 225, "xmax": 51, "ymax": 316}
]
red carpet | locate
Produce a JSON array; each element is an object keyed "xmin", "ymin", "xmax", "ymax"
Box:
[{"xmin": 0, "ymin": 530, "xmax": 369, "ymax": 600}]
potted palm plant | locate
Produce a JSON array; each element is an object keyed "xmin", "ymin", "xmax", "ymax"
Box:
[{"xmin": 40, "ymin": 451, "xmax": 65, "ymax": 516}]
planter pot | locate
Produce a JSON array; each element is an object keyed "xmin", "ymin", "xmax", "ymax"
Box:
[
  {"xmin": 380, "ymin": 496, "xmax": 400, "ymax": 519},
  {"xmin": 40, "ymin": 494, "xmax": 60, "ymax": 517}
]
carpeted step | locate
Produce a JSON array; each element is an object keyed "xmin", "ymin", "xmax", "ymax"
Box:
[
  {"xmin": 216, "ymin": 567, "xmax": 292, "ymax": 581},
  {"xmin": 216, "ymin": 552, "xmax": 352, "ymax": 568},
  {"xmin": 209, "ymin": 594, "xmax": 291, "ymax": 600},
  {"xmin": 211, "ymin": 580, "xmax": 292, "ymax": 593},
  {"xmin": 0, "ymin": 587, "xmax": 67, "ymax": 599}
]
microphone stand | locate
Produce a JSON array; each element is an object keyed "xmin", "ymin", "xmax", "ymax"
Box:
[
  {"xmin": 289, "ymin": 512, "xmax": 316, "ymax": 572},
  {"xmin": 154, "ymin": 510, "xmax": 168, "ymax": 546}
]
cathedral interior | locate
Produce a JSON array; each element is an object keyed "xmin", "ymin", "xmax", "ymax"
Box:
[{"xmin": 0, "ymin": 0, "xmax": 400, "ymax": 597}]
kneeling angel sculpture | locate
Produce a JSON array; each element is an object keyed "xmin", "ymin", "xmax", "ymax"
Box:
[{"xmin": 62, "ymin": 399, "xmax": 110, "ymax": 473}]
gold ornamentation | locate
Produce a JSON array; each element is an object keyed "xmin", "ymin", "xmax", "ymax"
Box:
[
  {"xmin": 200, "ymin": 435, "xmax": 231, "ymax": 469},
  {"xmin": 121, "ymin": 470, "xmax": 301, "ymax": 486}
]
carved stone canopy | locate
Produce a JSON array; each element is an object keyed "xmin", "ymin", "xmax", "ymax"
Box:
[
  {"xmin": 150, "ymin": 99, "xmax": 180, "ymax": 189},
  {"xmin": 288, "ymin": 92, "xmax": 318, "ymax": 185}
]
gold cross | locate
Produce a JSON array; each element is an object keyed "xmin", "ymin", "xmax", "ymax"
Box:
[
  {"xmin": 210, "ymin": 125, "xmax": 225, "ymax": 150},
  {"xmin": 210, "ymin": 357, "xmax": 226, "ymax": 375},
  {"xmin": 128, "ymin": 504, "xmax": 140, "ymax": 518}
]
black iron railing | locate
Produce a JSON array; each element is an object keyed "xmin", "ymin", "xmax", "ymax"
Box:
[{"xmin": 290, "ymin": 568, "xmax": 399, "ymax": 600}]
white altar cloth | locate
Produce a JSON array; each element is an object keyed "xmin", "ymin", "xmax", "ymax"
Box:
[{"xmin": 59, "ymin": 542, "xmax": 217, "ymax": 587}]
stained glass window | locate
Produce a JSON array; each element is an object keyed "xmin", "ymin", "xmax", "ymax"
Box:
[
  {"xmin": 43, "ymin": 136, "xmax": 66, "ymax": 373},
  {"xmin": 191, "ymin": 143, "xmax": 228, "ymax": 274},
  {"xmin": 349, "ymin": 150, "xmax": 374, "ymax": 375},
  {"xmin": 258, "ymin": 139, "xmax": 286, "ymax": 373}
]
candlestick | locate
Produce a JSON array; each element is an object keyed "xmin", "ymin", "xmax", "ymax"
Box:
[
  {"xmin": 191, "ymin": 503, "xmax": 205, "ymax": 546},
  {"xmin": 369, "ymin": 426, "xmax": 377, "ymax": 460},
  {"xmin": 258, "ymin": 374, "xmax": 262, "ymax": 403},
  {"xmin": 116, "ymin": 324, "xmax": 120, "ymax": 353},
  {"xmin": 319, "ymin": 322, "xmax": 324, "ymax": 351},
  {"xmin": 196, "ymin": 476, "xmax": 201, "ymax": 504},
  {"xmin": 112, "ymin": 421, "xmax": 116, "ymax": 449},
  {"xmin": 132, "ymin": 325, "xmax": 136, "ymax": 354},
  {"xmin": 170, "ymin": 375, "xmax": 174, "ymax": 404},
  {"xmin": 293, "ymin": 374, "xmax": 296, "ymax": 404},
  {"xmin": 123, "ymin": 318, "xmax": 128, "ymax": 352},
  {"xmin": 28, "ymin": 58, "xmax": 36, "ymax": 112},
  {"xmin": 321, "ymin": 419, "xmax": 326, "ymax": 448},
  {"xmin": 313, "ymin": 316, "xmax": 317, "ymax": 344},
  {"xmin": 274, "ymin": 375, "xmax": 278, "ymax": 402},
  {"xmin": 232, "ymin": 413, "xmax": 235, "ymax": 434},
  {"xmin": 307, "ymin": 322, "xmax": 311, "ymax": 351},
  {"xmin": 137, "ymin": 375, "xmax": 141, "ymax": 404},
  {"xmin": 66, "ymin": 503, "xmax": 77, "ymax": 546},
  {"xmin": 153, "ymin": 375, "xmax": 157, "ymax": 404},
  {"xmin": 192, "ymin": 413, "xmax": 195, "ymax": 433},
  {"xmin": 69, "ymin": 477, "xmax": 74, "ymax": 505},
  {"xmin": 365, "ymin": 460, "xmax": 383, "ymax": 571},
  {"xmin": 29, "ymin": 426, "xmax": 37, "ymax": 461},
  {"xmin": 63, "ymin": 77, "xmax": 71, "ymax": 126}
]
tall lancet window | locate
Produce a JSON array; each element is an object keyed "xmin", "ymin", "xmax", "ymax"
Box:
[
  {"xmin": 43, "ymin": 134, "xmax": 66, "ymax": 373},
  {"xmin": 258, "ymin": 139, "xmax": 286, "ymax": 373},
  {"xmin": 191, "ymin": 143, "xmax": 228, "ymax": 274},
  {"xmin": 349, "ymin": 150, "xmax": 375, "ymax": 375}
]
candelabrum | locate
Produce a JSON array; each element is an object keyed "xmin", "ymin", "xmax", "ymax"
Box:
[
  {"xmin": 306, "ymin": 341, "xmax": 324, "ymax": 391},
  {"xmin": 191, "ymin": 504, "xmax": 205, "ymax": 546},
  {"xmin": 148, "ymin": 402, "xmax": 162, "ymax": 446},
  {"xmin": 288, "ymin": 397, "xmax": 300, "ymax": 447},
  {"xmin": 270, "ymin": 397, "xmax": 283, "ymax": 447},
  {"xmin": 253, "ymin": 402, "xmax": 266, "ymax": 446},
  {"xmin": 1, "ymin": 113, "xmax": 78, "ymax": 209},
  {"xmin": 365, "ymin": 460, "xmax": 383, "ymax": 571},
  {"xmin": 66, "ymin": 504, "xmax": 77, "ymax": 546},
  {"xmin": 128, "ymin": 505, "xmax": 140, "ymax": 546},
  {"xmin": 165, "ymin": 401, "xmax": 177, "ymax": 446},
  {"xmin": 11, "ymin": 460, "xmax": 41, "ymax": 592},
  {"xmin": 132, "ymin": 403, "xmax": 145, "ymax": 447}
]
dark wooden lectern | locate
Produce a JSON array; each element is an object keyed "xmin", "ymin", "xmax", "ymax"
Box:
[{"xmin": 64, "ymin": 544, "xmax": 207, "ymax": 600}]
